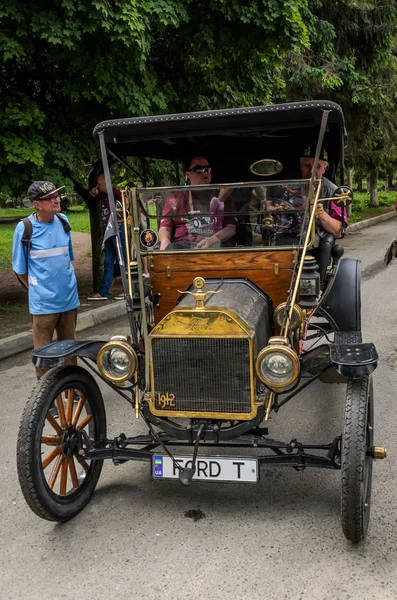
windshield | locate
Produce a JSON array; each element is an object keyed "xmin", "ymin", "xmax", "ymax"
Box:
[{"xmin": 136, "ymin": 181, "xmax": 313, "ymax": 252}]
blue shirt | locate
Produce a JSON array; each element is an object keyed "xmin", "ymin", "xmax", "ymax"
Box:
[{"xmin": 12, "ymin": 213, "xmax": 80, "ymax": 315}]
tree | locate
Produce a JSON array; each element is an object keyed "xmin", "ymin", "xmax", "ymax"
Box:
[
  {"xmin": 0, "ymin": 0, "xmax": 311, "ymax": 194},
  {"xmin": 1, "ymin": 0, "xmax": 311, "ymax": 286},
  {"xmin": 2, "ymin": 1, "xmax": 397, "ymax": 284},
  {"xmin": 278, "ymin": 0, "xmax": 397, "ymax": 206}
]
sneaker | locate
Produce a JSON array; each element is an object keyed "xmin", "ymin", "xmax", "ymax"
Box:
[
  {"xmin": 49, "ymin": 405, "xmax": 58, "ymax": 418},
  {"xmin": 87, "ymin": 293, "xmax": 108, "ymax": 301},
  {"xmin": 114, "ymin": 293, "xmax": 125, "ymax": 300}
]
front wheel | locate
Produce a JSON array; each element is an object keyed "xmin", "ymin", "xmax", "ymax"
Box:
[
  {"xmin": 17, "ymin": 365, "xmax": 106, "ymax": 522},
  {"xmin": 341, "ymin": 376, "xmax": 374, "ymax": 542}
]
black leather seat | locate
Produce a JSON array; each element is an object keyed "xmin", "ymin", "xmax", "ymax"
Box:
[{"xmin": 312, "ymin": 233, "xmax": 344, "ymax": 288}]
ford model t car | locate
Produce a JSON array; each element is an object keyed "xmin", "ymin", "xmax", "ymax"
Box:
[{"xmin": 17, "ymin": 101, "xmax": 386, "ymax": 542}]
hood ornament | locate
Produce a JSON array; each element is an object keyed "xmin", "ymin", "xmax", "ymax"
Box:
[{"xmin": 178, "ymin": 277, "xmax": 221, "ymax": 309}]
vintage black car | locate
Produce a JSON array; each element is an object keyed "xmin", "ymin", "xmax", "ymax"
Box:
[{"xmin": 17, "ymin": 100, "xmax": 386, "ymax": 542}]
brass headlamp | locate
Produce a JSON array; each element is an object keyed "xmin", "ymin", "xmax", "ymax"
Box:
[
  {"xmin": 274, "ymin": 302, "xmax": 304, "ymax": 331},
  {"xmin": 97, "ymin": 336, "xmax": 138, "ymax": 384},
  {"xmin": 256, "ymin": 337, "xmax": 300, "ymax": 392}
]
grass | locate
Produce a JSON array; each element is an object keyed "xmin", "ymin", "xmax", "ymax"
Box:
[
  {"xmin": 67, "ymin": 205, "xmax": 87, "ymax": 212},
  {"xmin": 0, "ymin": 303, "xmax": 26, "ymax": 315},
  {"xmin": 67, "ymin": 210, "xmax": 91, "ymax": 233},
  {"xmin": 0, "ymin": 208, "xmax": 33, "ymax": 218},
  {"xmin": 0, "ymin": 208, "xmax": 90, "ymax": 269},
  {"xmin": 0, "ymin": 225, "xmax": 15, "ymax": 269},
  {"xmin": 350, "ymin": 189, "xmax": 396, "ymax": 222}
]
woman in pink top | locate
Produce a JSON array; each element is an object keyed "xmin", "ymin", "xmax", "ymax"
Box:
[{"xmin": 158, "ymin": 156, "xmax": 236, "ymax": 250}]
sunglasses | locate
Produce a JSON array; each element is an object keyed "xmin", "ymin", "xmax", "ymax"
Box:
[{"xmin": 188, "ymin": 166, "xmax": 212, "ymax": 174}]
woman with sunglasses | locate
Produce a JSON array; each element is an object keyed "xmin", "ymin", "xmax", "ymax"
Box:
[{"xmin": 158, "ymin": 156, "xmax": 236, "ymax": 250}]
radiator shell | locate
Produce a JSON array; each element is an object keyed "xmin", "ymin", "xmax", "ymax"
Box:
[{"xmin": 148, "ymin": 278, "xmax": 273, "ymax": 420}]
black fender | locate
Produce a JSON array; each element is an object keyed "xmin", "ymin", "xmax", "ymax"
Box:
[
  {"xmin": 316, "ymin": 258, "xmax": 361, "ymax": 332},
  {"xmin": 330, "ymin": 342, "xmax": 378, "ymax": 378},
  {"xmin": 301, "ymin": 341, "xmax": 378, "ymax": 381},
  {"xmin": 32, "ymin": 340, "xmax": 107, "ymax": 371}
]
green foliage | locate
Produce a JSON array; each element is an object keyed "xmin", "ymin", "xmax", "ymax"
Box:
[
  {"xmin": 351, "ymin": 189, "xmax": 396, "ymax": 214},
  {"xmin": 0, "ymin": 192, "xmax": 22, "ymax": 208},
  {"xmin": 279, "ymin": 1, "xmax": 397, "ymax": 174},
  {"xmin": 1, "ymin": 0, "xmax": 397, "ymax": 269},
  {"xmin": 0, "ymin": 0, "xmax": 310, "ymax": 195}
]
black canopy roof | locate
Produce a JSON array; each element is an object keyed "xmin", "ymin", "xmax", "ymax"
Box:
[{"xmin": 93, "ymin": 100, "xmax": 346, "ymax": 181}]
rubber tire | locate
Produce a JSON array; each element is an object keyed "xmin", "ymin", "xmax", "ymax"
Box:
[
  {"xmin": 17, "ymin": 365, "xmax": 106, "ymax": 522},
  {"xmin": 341, "ymin": 376, "xmax": 373, "ymax": 543}
]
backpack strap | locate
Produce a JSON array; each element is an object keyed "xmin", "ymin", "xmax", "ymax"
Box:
[
  {"xmin": 21, "ymin": 216, "xmax": 33, "ymax": 248},
  {"xmin": 21, "ymin": 213, "xmax": 71, "ymax": 245},
  {"xmin": 15, "ymin": 217, "xmax": 33, "ymax": 288},
  {"xmin": 56, "ymin": 213, "xmax": 72, "ymax": 233}
]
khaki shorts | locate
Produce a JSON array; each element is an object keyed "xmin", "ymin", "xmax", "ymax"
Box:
[{"xmin": 32, "ymin": 309, "xmax": 78, "ymax": 378}]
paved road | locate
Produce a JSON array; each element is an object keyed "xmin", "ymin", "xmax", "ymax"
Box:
[{"xmin": 1, "ymin": 221, "xmax": 396, "ymax": 600}]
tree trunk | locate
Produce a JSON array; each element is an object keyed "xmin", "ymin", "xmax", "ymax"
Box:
[
  {"xmin": 61, "ymin": 170, "xmax": 104, "ymax": 291},
  {"xmin": 369, "ymin": 170, "xmax": 379, "ymax": 207},
  {"xmin": 386, "ymin": 174, "xmax": 393, "ymax": 191},
  {"xmin": 357, "ymin": 178, "xmax": 363, "ymax": 192},
  {"xmin": 366, "ymin": 177, "xmax": 370, "ymax": 193}
]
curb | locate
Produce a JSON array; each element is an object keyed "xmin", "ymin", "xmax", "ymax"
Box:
[
  {"xmin": 1, "ymin": 210, "xmax": 396, "ymax": 361},
  {"xmin": 0, "ymin": 301, "xmax": 127, "ymax": 361},
  {"xmin": 346, "ymin": 210, "xmax": 396, "ymax": 233}
]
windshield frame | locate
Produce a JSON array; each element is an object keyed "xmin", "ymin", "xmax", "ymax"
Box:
[{"xmin": 132, "ymin": 179, "xmax": 316, "ymax": 254}]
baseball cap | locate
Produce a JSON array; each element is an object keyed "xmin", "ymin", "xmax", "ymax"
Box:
[
  {"xmin": 27, "ymin": 181, "xmax": 65, "ymax": 202},
  {"xmin": 302, "ymin": 143, "xmax": 328, "ymax": 162}
]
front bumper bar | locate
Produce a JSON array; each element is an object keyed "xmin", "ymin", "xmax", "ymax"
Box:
[{"xmin": 80, "ymin": 432, "xmax": 342, "ymax": 471}]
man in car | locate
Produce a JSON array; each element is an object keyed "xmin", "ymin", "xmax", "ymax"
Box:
[
  {"xmin": 300, "ymin": 144, "xmax": 347, "ymax": 281},
  {"xmin": 158, "ymin": 156, "xmax": 236, "ymax": 250},
  {"xmin": 300, "ymin": 144, "xmax": 347, "ymax": 242}
]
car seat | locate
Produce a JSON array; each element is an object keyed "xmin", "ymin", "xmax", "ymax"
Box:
[{"xmin": 314, "ymin": 233, "xmax": 344, "ymax": 288}]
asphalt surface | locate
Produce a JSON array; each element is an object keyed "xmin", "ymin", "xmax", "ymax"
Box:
[{"xmin": 1, "ymin": 220, "xmax": 396, "ymax": 600}]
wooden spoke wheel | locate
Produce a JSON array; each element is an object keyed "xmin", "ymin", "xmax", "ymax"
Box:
[
  {"xmin": 341, "ymin": 376, "xmax": 374, "ymax": 543},
  {"xmin": 17, "ymin": 365, "xmax": 106, "ymax": 522}
]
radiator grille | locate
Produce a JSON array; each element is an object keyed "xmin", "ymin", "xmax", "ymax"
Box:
[{"xmin": 151, "ymin": 337, "xmax": 252, "ymax": 415}]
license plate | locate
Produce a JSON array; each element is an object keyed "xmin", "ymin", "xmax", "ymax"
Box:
[{"xmin": 152, "ymin": 455, "xmax": 258, "ymax": 483}]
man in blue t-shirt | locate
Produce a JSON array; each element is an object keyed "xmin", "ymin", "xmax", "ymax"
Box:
[{"xmin": 12, "ymin": 181, "xmax": 80, "ymax": 377}]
